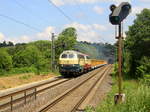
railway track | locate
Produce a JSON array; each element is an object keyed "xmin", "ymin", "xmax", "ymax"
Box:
[
  {"xmin": 0, "ymin": 76, "xmax": 71, "ymax": 112},
  {"xmin": 38, "ymin": 65, "xmax": 112, "ymax": 112}
]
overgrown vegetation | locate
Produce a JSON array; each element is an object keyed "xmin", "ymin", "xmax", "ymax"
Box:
[
  {"xmin": 86, "ymin": 79, "xmax": 150, "ymax": 112},
  {"xmin": 0, "ymin": 27, "xmax": 115, "ymax": 76},
  {"xmin": 124, "ymin": 8, "xmax": 150, "ymax": 79},
  {"xmin": 0, "ymin": 27, "xmax": 78, "ymax": 76},
  {"xmin": 86, "ymin": 8, "xmax": 150, "ymax": 112}
]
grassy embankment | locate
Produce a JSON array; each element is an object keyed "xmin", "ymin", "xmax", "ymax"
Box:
[
  {"xmin": 86, "ymin": 77, "xmax": 150, "ymax": 112},
  {"xmin": 0, "ymin": 70, "xmax": 60, "ymax": 90}
]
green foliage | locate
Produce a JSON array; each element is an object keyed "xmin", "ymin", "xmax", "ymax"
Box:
[
  {"xmin": 143, "ymin": 74, "xmax": 150, "ymax": 86},
  {"xmin": 29, "ymin": 40, "xmax": 51, "ymax": 59},
  {"xmin": 10, "ymin": 67, "xmax": 36, "ymax": 74},
  {"xmin": 19, "ymin": 74, "xmax": 32, "ymax": 80},
  {"xmin": 125, "ymin": 8, "xmax": 150, "ymax": 78},
  {"xmin": 55, "ymin": 27, "xmax": 77, "ymax": 59},
  {"xmin": 75, "ymin": 42, "xmax": 99, "ymax": 59},
  {"xmin": 135, "ymin": 56, "xmax": 150, "ymax": 78},
  {"xmin": 0, "ymin": 49, "xmax": 12, "ymax": 74},
  {"xmin": 13, "ymin": 45, "xmax": 39, "ymax": 67},
  {"xmin": 86, "ymin": 80, "xmax": 150, "ymax": 112},
  {"xmin": 75, "ymin": 42, "xmax": 115, "ymax": 61},
  {"xmin": 12, "ymin": 45, "xmax": 50, "ymax": 75},
  {"xmin": 0, "ymin": 27, "xmax": 115, "ymax": 76}
]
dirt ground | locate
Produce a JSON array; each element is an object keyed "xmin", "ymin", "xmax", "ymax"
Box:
[{"xmin": 0, "ymin": 73, "xmax": 56, "ymax": 90}]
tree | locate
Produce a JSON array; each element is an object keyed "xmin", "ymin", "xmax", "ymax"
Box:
[
  {"xmin": 0, "ymin": 49, "xmax": 12, "ymax": 73},
  {"xmin": 13, "ymin": 45, "xmax": 42, "ymax": 67},
  {"xmin": 7, "ymin": 41, "xmax": 14, "ymax": 46},
  {"xmin": 12, "ymin": 45, "xmax": 49, "ymax": 74},
  {"xmin": 125, "ymin": 8, "xmax": 150, "ymax": 78},
  {"xmin": 55, "ymin": 27, "xmax": 77, "ymax": 59},
  {"xmin": 29, "ymin": 40, "xmax": 51, "ymax": 59}
]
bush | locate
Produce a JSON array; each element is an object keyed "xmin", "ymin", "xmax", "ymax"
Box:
[
  {"xmin": 89, "ymin": 80, "xmax": 150, "ymax": 112},
  {"xmin": 136, "ymin": 56, "xmax": 150, "ymax": 78},
  {"xmin": 0, "ymin": 49, "xmax": 12, "ymax": 74},
  {"xmin": 9, "ymin": 66, "xmax": 36, "ymax": 74},
  {"xmin": 141, "ymin": 74, "xmax": 150, "ymax": 86}
]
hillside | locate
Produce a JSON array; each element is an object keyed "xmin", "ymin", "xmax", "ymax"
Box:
[{"xmin": 75, "ymin": 41, "xmax": 115, "ymax": 61}]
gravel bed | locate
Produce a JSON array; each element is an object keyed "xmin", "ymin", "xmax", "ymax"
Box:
[
  {"xmin": 11, "ymin": 68, "xmax": 102, "ymax": 112},
  {"xmin": 88, "ymin": 74, "xmax": 113, "ymax": 108},
  {"xmin": 45, "ymin": 67, "xmax": 107, "ymax": 112}
]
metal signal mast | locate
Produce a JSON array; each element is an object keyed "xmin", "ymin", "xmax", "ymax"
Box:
[{"xmin": 109, "ymin": 2, "xmax": 131, "ymax": 104}]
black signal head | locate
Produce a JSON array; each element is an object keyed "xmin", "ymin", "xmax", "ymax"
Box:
[{"xmin": 110, "ymin": 4, "xmax": 116, "ymax": 12}]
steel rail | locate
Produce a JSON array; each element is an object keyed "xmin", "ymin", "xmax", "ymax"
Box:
[
  {"xmin": 0, "ymin": 77, "xmax": 61, "ymax": 99},
  {"xmin": 71, "ymin": 65, "xmax": 112, "ymax": 112},
  {"xmin": 38, "ymin": 65, "xmax": 108, "ymax": 112},
  {"xmin": 0, "ymin": 77, "xmax": 70, "ymax": 111}
]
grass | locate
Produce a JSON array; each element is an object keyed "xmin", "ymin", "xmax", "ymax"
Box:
[
  {"xmin": 86, "ymin": 78, "xmax": 150, "ymax": 112},
  {"xmin": 19, "ymin": 74, "xmax": 33, "ymax": 80},
  {"xmin": 0, "ymin": 66, "xmax": 60, "ymax": 77}
]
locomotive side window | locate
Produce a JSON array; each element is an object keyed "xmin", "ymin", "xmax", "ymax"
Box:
[
  {"xmin": 78, "ymin": 54, "xmax": 84, "ymax": 59},
  {"xmin": 69, "ymin": 54, "xmax": 74, "ymax": 58},
  {"xmin": 61, "ymin": 54, "xmax": 67, "ymax": 58},
  {"xmin": 87, "ymin": 56, "xmax": 90, "ymax": 59}
]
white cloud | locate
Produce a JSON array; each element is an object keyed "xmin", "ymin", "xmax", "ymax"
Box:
[
  {"xmin": 93, "ymin": 6, "xmax": 104, "ymax": 15},
  {"xmin": 51, "ymin": 0, "xmax": 131, "ymax": 6},
  {"xmin": 50, "ymin": 0, "xmax": 64, "ymax": 6},
  {"xmin": 92, "ymin": 24, "xmax": 107, "ymax": 31},
  {"xmin": 3, "ymin": 35, "xmax": 31, "ymax": 44},
  {"xmin": 37, "ymin": 26, "xmax": 55, "ymax": 40},
  {"xmin": 0, "ymin": 33, "xmax": 5, "ymax": 41},
  {"xmin": 64, "ymin": 22, "xmax": 107, "ymax": 42},
  {"xmin": 0, "ymin": 26, "xmax": 56, "ymax": 43},
  {"xmin": 20, "ymin": 36, "xmax": 31, "ymax": 42},
  {"xmin": 132, "ymin": 7, "xmax": 143, "ymax": 15},
  {"xmin": 1, "ymin": 24, "xmax": 111, "ymax": 44}
]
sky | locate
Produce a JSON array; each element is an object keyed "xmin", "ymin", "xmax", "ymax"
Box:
[{"xmin": 0, "ymin": 0, "xmax": 149, "ymax": 44}]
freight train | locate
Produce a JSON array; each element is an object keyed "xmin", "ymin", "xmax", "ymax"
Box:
[{"xmin": 59, "ymin": 50, "xmax": 107, "ymax": 76}]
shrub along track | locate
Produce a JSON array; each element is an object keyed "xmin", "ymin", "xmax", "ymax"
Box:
[{"xmin": 38, "ymin": 65, "xmax": 112, "ymax": 112}]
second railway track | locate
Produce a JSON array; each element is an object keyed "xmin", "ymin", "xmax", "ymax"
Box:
[
  {"xmin": 0, "ymin": 76, "xmax": 71, "ymax": 112},
  {"xmin": 38, "ymin": 65, "xmax": 112, "ymax": 112},
  {"xmin": 1, "ymin": 65, "xmax": 112, "ymax": 112}
]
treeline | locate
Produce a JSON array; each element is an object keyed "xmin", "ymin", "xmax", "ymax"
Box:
[
  {"xmin": 0, "ymin": 41, "xmax": 14, "ymax": 47},
  {"xmin": 0, "ymin": 41, "xmax": 51, "ymax": 75},
  {"xmin": 0, "ymin": 27, "xmax": 77, "ymax": 75},
  {"xmin": 124, "ymin": 8, "xmax": 150, "ymax": 83},
  {"xmin": 75, "ymin": 41, "xmax": 115, "ymax": 62},
  {"xmin": 0, "ymin": 27, "xmax": 115, "ymax": 76}
]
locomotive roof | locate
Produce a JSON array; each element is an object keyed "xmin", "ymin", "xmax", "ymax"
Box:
[{"xmin": 61, "ymin": 50, "xmax": 89, "ymax": 56}]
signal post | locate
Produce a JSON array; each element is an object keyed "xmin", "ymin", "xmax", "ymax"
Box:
[
  {"xmin": 51, "ymin": 33, "xmax": 55, "ymax": 72},
  {"xmin": 109, "ymin": 2, "xmax": 131, "ymax": 104}
]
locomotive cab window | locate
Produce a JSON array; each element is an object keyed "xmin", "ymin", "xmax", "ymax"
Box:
[
  {"xmin": 69, "ymin": 54, "xmax": 74, "ymax": 58},
  {"xmin": 61, "ymin": 54, "xmax": 67, "ymax": 58},
  {"xmin": 86, "ymin": 56, "xmax": 90, "ymax": 59}
]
